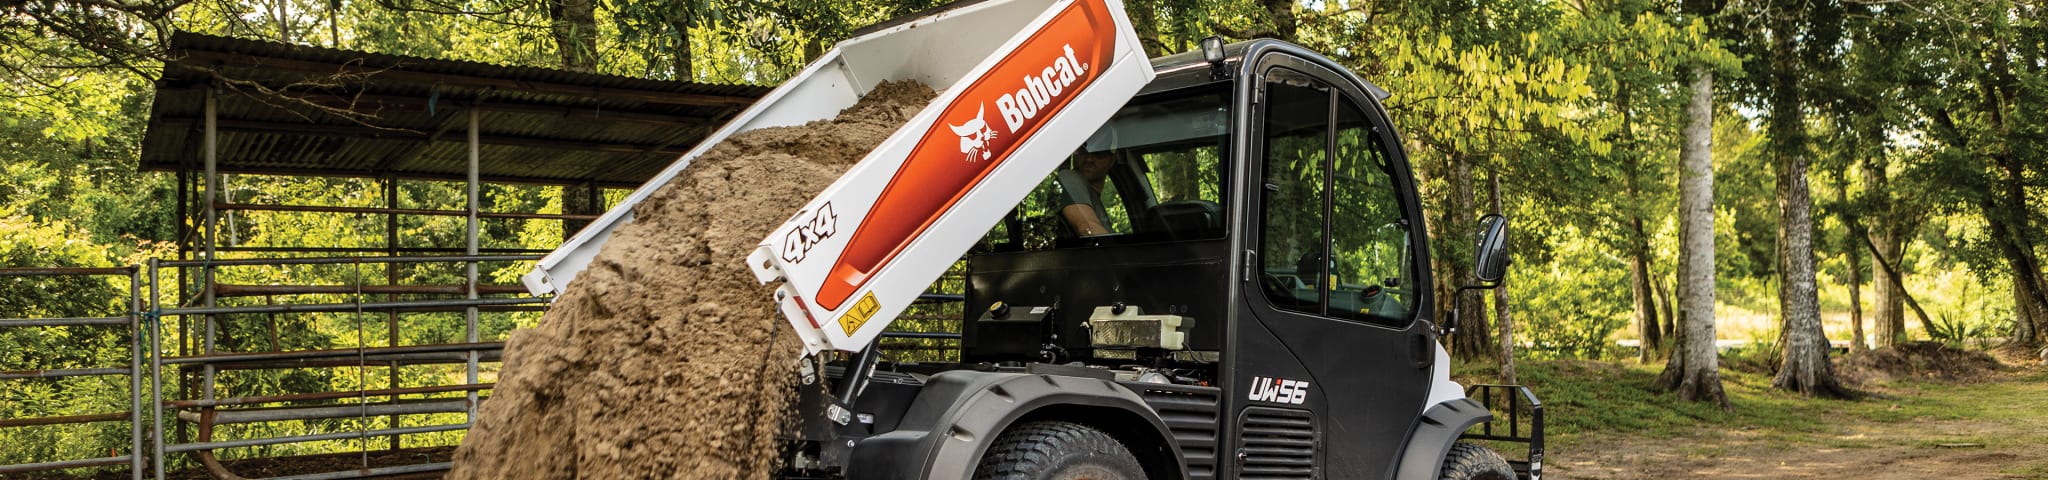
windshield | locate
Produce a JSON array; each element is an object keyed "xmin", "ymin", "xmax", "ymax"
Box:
[{"xmin": 982, "ymin": 84, "xmax": 1231, "ymax": 252}]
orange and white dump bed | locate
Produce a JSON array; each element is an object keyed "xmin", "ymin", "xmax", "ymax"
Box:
[{"xmin": 525, "ymin": 0, "xmax": 1155, "ymax": 354}]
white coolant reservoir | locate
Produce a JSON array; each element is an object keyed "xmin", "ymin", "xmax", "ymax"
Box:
[{"xmin": 1085, "ymin": 306, "xmax": 1190, "ymax": 350}]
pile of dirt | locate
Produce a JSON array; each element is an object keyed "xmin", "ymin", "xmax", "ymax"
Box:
[
  {"xmin": 448, "ymin": 81, "xmax": 936, "ymax": 479},
  {"xmin": 1987, "ymin": 342, "xmax": 2048, "ymax": 367},
  {"xmin": 1835, "ymin": 341, "xmax": 2008, "ymax": 384}
]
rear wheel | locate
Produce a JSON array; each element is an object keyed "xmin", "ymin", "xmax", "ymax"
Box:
[
  {"xmin": 973, "ymin": 421, "xmax": 1145, "ymax": 480},
  {"xmin": 1439, "ymin": 442, "xmax": 1517, "ymax": 480}
]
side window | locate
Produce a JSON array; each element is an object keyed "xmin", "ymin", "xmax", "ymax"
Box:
[
  {"xmin": 1328, "ymin": 99, "xmax": 1414, "ymax": 324},
  {"xmin": 1255, "ymin": 69, "xmax": 1331, "ymax": 314},
  {"xmin": 1054, "ymin": 152, "xmax": 1131, "ymax": 236}
]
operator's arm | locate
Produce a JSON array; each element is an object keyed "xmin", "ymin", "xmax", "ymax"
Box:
[{"xmin": 1062, "ymin": 204, "xmax": 1110, "ymax": 236}]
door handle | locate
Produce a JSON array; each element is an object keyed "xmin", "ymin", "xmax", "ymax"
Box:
[{"xmin": 1410, "ymin": 332, "xmax": 1432, "ymax": 369}]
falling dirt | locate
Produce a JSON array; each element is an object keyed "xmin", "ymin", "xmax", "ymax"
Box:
[{"xmin": 447, "ymin": 81, "xmax": 936, "ymax": 480}]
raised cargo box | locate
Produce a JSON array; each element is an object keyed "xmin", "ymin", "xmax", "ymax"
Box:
[{"xmin": 525, "ymin": 0, "xmax": 1155, "ymax": 354}]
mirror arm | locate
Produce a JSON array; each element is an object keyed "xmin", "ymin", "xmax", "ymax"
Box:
[{"xmin": 1439, "ymin": 277, "xmax": 1506, "ymax": 338}]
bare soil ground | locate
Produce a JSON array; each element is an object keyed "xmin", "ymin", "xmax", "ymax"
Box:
[{"xmin": 1548, "ymin": 354, "xmax": 2048, "ymax": 480}]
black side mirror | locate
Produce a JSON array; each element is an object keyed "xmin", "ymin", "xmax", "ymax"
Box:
[
  {"xmin": 1473, "ymin": 214, "xmax": 1509, "ymax": 283},
  {"xmin": 1443, "ymin": 214, "xmax": 1509, "ymax": 337}
]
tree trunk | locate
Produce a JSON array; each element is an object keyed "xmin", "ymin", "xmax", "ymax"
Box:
[
  {"xmin": 1768, "ymin": 19, "xmax": 1852, "ymax": 399},
  {"xmin": 1837, "ymin": 178, "xmax": 1868, "ymax": 352},
  {"xmin": 1658, "ymin": 66, "xmax": 1728, "ymax": 408},
  {"xmin": 1447, "ymin": 153, "xmax": 1492, "ymax": 362},
  {"xmin": 549, "ymin": 0, "xmax": 600, "ymax": 226},
  {"xmin": 549, "ymin": 0, "xmax": 599, "ymax": 72},
  {"xmin": 1982, "ymin": 155, "xmax": 2048, "ymax": 347},
  {"xmin": 1127, "ymin": 0, "xmax": 1171, "ymax": 57},
  {"xmin": 672, "ymin": 17, "xmax": 695, "ymax": 81},
  {"xmin": 1490, "ymin": 168, "xmax": 1517, "ymax": 385},
  {"xmin": 1629, "ymin": 236, "xmax": 1660, "ymax": 363},
  {"xmin": 562, "ymin": 182, "xmax": 601, "ymax": 242},
  {"xmin": 1262, "ymin": 0, "xmax": 1298, "ymax": 42},
  {"xmin": 2016, "ymin": 278, "xmax": 2043, "ymax": 346},
  {"xmin": 1845, "ymin": 231, "xmax": 1867, "ymax": 352},
  {"xmin": 1863, "ymin": 233, "xmax": 1936, "ymax": 335},
  {"xmin": 1868, "ymin": 225, "xmax": 1910, "ymax": 345},
  {"xmin": 1656, "ymin": 275, "xmax": 1676, "ymax": 348},
  {"xmin": 1618, "ymin": 81, "xmax": 1659, "ymax": 363},
  {"xmin": 1982, "ymin": 206, "xmax": 2048, "ymax": 348},
  {"xmin": 1855, "ymin": 153, "xmax": 1919, "ymax": 347}
]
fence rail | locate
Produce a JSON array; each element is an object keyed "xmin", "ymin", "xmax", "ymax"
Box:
[
  {"xmin": 0, "ymin": 267, "xmax": 145, "ymax": 479},
  {"xmin": 0, "ymin": 256, "xmax": 968, "ymax": 480}
]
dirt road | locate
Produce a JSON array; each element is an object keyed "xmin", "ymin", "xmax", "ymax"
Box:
[{"xmin": 1548, "ymin": 365, "xmax": 2048, "ymax": 479}]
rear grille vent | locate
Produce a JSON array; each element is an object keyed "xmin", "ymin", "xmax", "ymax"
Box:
[
  {"xmin": 1237, "ymin": 406, "xmax": 1317, "ymax": 479},
  {"xmin": 1136, "ymin": 384, "xmax": 1222, "ymax": 480}
]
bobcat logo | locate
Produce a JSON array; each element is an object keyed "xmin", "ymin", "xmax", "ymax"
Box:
[{"xmin": 948, "ymin": 104, "xmax": 998, "ymax": 162}]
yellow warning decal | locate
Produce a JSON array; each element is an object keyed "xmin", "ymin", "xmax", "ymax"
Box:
[{"xmin": 838, "ymin": 292, "xmax": 881, "ymax": 336}]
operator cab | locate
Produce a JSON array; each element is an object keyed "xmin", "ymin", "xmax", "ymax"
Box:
[
  {"xmin": 964, "ymin": 40, "xmax": 1426, "ymax": 369},
  {"xmin": 789, "ymin": 38, "xmax": 1537, "ymax": 480}
]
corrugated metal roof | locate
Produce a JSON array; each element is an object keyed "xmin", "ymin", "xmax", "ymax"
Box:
[{"xmin": 141, "ymin": 32, "xmax": 771, "ymax": 187}]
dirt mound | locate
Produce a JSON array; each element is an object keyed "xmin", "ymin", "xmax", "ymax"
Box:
[
  {"xmin": 1987, "ymin": 342, "xmax": 2048, "ymax": 367},
  {"xmin": 1835, "ymin": 341, "xmax": 2007, "ymax": 384},
  {"xmin": 448, "ymin": 81, "xmax": 936, "ymax": 479}
]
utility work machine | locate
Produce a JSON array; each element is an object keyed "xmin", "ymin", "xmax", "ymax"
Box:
[{"xmin": 524, "ymin": 0, "xmax": 1544, "ymax": 478}]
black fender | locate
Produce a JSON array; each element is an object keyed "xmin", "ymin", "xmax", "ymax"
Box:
[
  {"xmin": 1392, "ymin": 398, "xmax": 1493, "ymax": 480},
  {"xmin": 846, "ymin": 370, "xmax": 1189, "ymax": 480}
]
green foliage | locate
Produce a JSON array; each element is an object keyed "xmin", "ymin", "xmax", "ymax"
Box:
[
  {"xmin": 1510, "ymin": 225, "xmax": 1631, "ymax": 360},
  {"xmin": 1, "ymin": 0, "xmax": 2044, "ymax": 469}
]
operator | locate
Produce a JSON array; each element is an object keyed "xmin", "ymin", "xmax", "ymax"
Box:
[{"xmin": 1057, "ymin": 147, "xmax": 1117, "ymax": 237}]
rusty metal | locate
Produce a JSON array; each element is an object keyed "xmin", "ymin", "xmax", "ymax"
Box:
[
  {"xmin": 162, "ymin": 296, "xmax": 545, "ymax": 316},
  {"xmin": 191, "ymin": 409, "xmax": 250, "ymax": 480},
  {"xmin": 0, "ymin": 316, "xmax": 129, "ymax": 327},
  {"xmin": 0, "ymin": 411, "xmax": 132, "ymax": 427},
  {"xmin": 189, "ymin": 245, "xmax": 554, "ymax": 255},
  {"xmin": 157, "ymin": 254, "xmax": 539, "ymax": 268},
  {"xmin": 214, "ymin": 202, "xmax": 600, "ymax": 221},
  {"xmin": 160, "ymin": 341, "xmax": 504, "ymax": 365},
  {"xmin": 210, "ymin": 283, "xmax": 528, "ymax": 297},
  {"xmin": 173, "ymin": 421, "xmax": 466, "ymax": 453},
  {"xmin": 176, "ymin": 398, "xmax": 470, "ymax": 425},
  {"xmin": 0, "ymin": 455, "xmax": 135, "ymax": 475},
  {"xmin": 263, "ymin": 462, "xmax": 450, "ymax": 480},
  {"xmin": 0, "ymin": 266, "xmax": 134, "ymax": 276},
  {"xmin": 167, "ymin": 383, "xmax": 493, "ymax": 408},
  {"xmin": 0, "ymin": 367, "xmax": 129, "ymax": 379},
  {"xmin": 185, "ymin": 351, "xmax": 505, "ymax": 371}
]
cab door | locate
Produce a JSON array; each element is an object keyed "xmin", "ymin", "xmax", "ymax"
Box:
[{"xmin": 1228, "ymin": 53, "xmax": 1435, "ymax": 479}]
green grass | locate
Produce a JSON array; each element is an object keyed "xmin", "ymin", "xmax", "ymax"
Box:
[{"xmin": 1453, "ymin": 358, "xmax": 2048, "ymax": 452}]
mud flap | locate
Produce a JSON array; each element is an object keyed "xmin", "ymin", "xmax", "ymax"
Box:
[
  {"xmin": 843, "ymin": 370, "xmax": 1186, "ymax": 480},
  {"xmin": 1392, "ymin": 398, "xmax": 1492, "ymax": 480}
]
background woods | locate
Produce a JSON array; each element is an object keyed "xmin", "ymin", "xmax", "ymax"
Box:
[{"xmin": 2, "ymin": 0, "xmax": 2044, "ymax": 471}]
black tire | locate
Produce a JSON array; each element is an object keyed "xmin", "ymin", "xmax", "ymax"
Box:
[
  {"xmin": 1439, "ymin": 442, "xmax": 1517, "ymax": 480},
  {"xmin": 973, "ymin": 421, "xmax": 1146, "ymax": 480}
]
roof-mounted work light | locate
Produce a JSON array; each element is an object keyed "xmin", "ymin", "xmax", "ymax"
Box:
[{"xmin": 1200, "ymin": 36, "xmax": 1228, "ymax": 78}]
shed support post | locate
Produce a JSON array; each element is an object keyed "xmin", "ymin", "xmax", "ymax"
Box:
[
  {"xmin": 202, "ymin": 88, "xmax": 218, "ymax": 402},
  {"xmin": 465, "ymin": 108, "xmax": 481, "ymax": 424}
]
